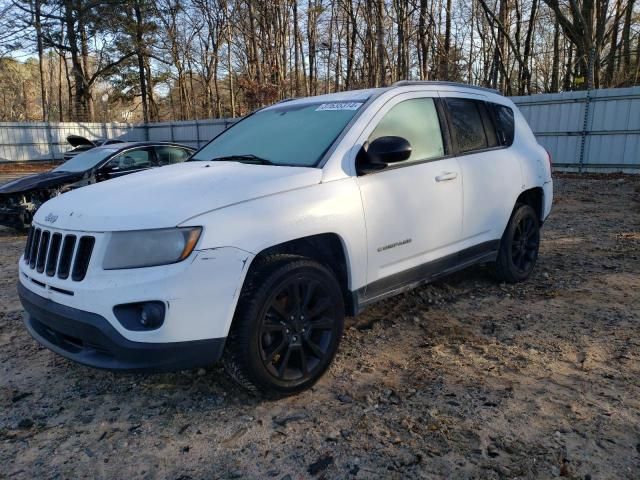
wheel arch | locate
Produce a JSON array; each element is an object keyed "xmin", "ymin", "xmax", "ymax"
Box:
[
  {"xmin": 515, "ymin": 187, "xmax": 544, "ymax": 224},
  {"xmin": 245, "ymin": 233, "xmax": 357, "ymax": 316}
]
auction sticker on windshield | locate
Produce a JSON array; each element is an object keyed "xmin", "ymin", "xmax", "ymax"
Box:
[{"xmin": 315, "ymin": 102, "xmax": 363, "ymax": 111}]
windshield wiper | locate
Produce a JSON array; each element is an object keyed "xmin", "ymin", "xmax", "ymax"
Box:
[{"xmin": 210, "ymin": 154, "xmax": 275, "ymax": 165}]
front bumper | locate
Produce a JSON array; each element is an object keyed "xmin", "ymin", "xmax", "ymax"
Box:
[
  {"xmin": 19, "ymin": 227, "xmax": 253, "ymax": 344},
  {"xmin": 19, "ymin": 282, "xmax": 225, "ymax": 371}
]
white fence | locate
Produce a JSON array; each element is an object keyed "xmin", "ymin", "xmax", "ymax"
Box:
[
  {"xmin": 0, "ymin": 119, "xmax": 234, "ymax": 163},
  {"xmin": 511, "ymin": 86, "xmax": 640, "ymax": 173},
  {"xmin": 1, "ymin": 86, "xmax": 639, "ymax": 172}
]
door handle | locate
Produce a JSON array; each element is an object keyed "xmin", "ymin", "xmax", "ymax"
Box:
[{"xmin": 435, "ymin": 172, "xmax": 458, "ymax": 182}]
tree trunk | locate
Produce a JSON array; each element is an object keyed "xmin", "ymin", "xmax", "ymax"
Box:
[
  {"xmin": 551, "ymin": 20, "xmax": 560, "ymax": 92},
  {"xmin": 134, "ymin": 1, "xmax": 149, "ymax": 123},
  {"xmin": 293, "ymin": 0, "xmax": 300, "ymax": 95},
  {"xmin": 33, "ymin": 0, "xmax": 48, "ymax": 121},
  {"xmin": 441, "ymin": 0, "xmax": 452, "ymax": 80},
  {"xmin": 521, "ymin": 0, "xmax": 538, "ymax": 94},
  {"xmin": 621, "ymin": 0, "xmax": 635, "ymax": 81},
  {"xmin": 376, "ymin": 0, "xmax": 385, "ymax": 86},
  {"xmin": 563, "ymin": 41, "xmax": 573, "ymax": 91}
]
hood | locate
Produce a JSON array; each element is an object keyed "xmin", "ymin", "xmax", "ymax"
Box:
[
  {"xmin": 0, "ymin": 170, "xmax": 85, "ymax": 194},
  {"xmin": 67, "ymin": 135, "xmax": 98, "ymax": 148},
  {"xmin": 34, "ymin": 161, "xmax": 323, "ymax": 231}
]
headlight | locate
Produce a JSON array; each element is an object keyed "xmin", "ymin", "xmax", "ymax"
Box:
[{"xmin": 103, "ymin": 227, "xmax": 202, "ymax": 270}]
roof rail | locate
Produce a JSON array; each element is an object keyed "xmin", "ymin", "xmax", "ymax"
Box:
[{"xmin": 391, "ymin": 80, "xmax": 500, "ymax": 95}]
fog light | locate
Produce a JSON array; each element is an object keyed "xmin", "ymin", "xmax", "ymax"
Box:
[
  {"xmin": 140, "ymin": 303, "xmax": 164, "ymax": 328},
  {"xmin": 114, "ymin": 301, "xmax": 166, "ymax": 331}
]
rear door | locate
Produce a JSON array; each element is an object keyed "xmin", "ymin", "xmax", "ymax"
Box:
[{"xmin": 440, "ymin": 94, "xmax": 522, "ymax": 245}]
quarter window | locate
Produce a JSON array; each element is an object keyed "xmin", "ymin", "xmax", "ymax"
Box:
[
  {"xmin": 368, "ymin": 98, "xmax": 444, "ymax": 164},
  {"xmin": 490, "ymin": 103, "xmax": 515, "ymax": 146},
  {"xmin": 445, "ymin": 98, "xmax": 488, "ymax": 153}
]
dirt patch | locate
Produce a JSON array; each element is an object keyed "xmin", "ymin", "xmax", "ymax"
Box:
[
  {"xmin": 0, "ymin": 161, "xmax": 61, "ymax": 174},
  {"xmin": 1, "ymin": 175, "xmax": 639, "ymax": 479}
]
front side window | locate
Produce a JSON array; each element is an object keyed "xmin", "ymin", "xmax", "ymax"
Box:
[
  {"xmin": 368, "ymin": 97, "xmax": 445, "ymax": 164},
  {"xmin": 107, "ymin": 148, "xmax": 155, "ymax": 170},
  {"xmin": 446, "ymin": 98, "xmax": 488, "ymax": 153},
  {"xmin": 191, "ymin": 100, "xmax": 366, "ymax": 167}
]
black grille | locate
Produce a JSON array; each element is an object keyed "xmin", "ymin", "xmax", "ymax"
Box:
[
  {"xmin": 24, "ymin": 229, "xmax": 94, "ymax": 282},
  {"xmin": 24, "ymin": 227, "xmax": 35, "ymax": 263},
  {"xmin": 72, "ymin": 236, "xmax": 95, "ymax": 281},
  {"xmin": 29, "ymin": 229, "xmax": 41, "ymax": 269},
  {"xmin": 57, "ymin": 235, "xmax": 76, "ymax": 280},
  {"xmin": 45, "ymin": 233, "xmax": 62, "ymax": 277},
  {"xmin": 36, "ymin": 231, "xmax": 50, "ymax": 273}
]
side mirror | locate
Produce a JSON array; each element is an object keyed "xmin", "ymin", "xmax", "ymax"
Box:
[
  {"xmin": 366, "ymin": 136, "xmax": 412, "ymax": 165},
  {"xmin": 357, "ymin": 136, "xmax": 412, "ymax": 175},
  {"xmin": 98, "ymin": 165, "xmax": 120, "ymax": 178}
]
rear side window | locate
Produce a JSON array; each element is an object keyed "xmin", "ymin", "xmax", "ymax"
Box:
[
  {"xmin": 368, "ymin": 97, "xmax": 445, "ymax": 164},
  {"xmin": 489, "ymin": 103, "xmax": 515, "ymax": 146},
  {"xmin": 445, "ymin": 98, "xmax": 488, "ymax": 153}
]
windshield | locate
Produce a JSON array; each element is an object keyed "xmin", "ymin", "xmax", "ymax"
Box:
[
  {"xmin": 54, "ymin": 148, "xmax": 119, "ymax": 173},
  {"xmin": 191, "ymin": 100, "xmax": 366, "ymax": 167}
]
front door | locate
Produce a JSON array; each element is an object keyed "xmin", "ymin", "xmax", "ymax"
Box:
[
  {"xmin": 355, "ymin": 93, "xmax": 464, "ymax": 301},
  {"xmin": 98, "ymin": 147, "xmax": 156, "ymax": 180}
]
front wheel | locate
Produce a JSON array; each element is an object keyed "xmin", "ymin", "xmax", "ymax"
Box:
[
  {"xmin": 494, "ymin": 204, "xmax": 541, "ymax": 283},
  {"xmin": 223, "ymin": 255, "xmax": 345, "ymax": 396}
]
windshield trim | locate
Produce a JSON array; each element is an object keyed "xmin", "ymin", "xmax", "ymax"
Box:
[
  {"xmin": 189, "ymin": 94, "xmax": 379, "ymax": 168},
  {"xmin": 315, "ymin": 92, "xmax": 381, "ymax": 168}
]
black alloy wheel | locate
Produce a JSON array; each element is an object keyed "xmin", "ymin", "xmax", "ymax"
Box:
[
  {"xmin": 258, "ymin": 275, "xmax": 336, "ymax": 381},
  {"xmin": 511, "ymin": 214, "xmax": 540, "ymax": 274},
  {"xmin": 223, "ymin": 255, "xmax": 344, "ymax": 396},
  {"xmin": 494, "ymin": 204, "xmax": 541, "ymax": 283}
]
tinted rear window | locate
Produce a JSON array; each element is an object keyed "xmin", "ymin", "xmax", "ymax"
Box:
[
  {"xmin": 490, "ymin": 103, "xmax": 515, "ymax": 146},
  {"xmin": 445, "ymin": 98, "xmax": 487, "ymax": 153}
]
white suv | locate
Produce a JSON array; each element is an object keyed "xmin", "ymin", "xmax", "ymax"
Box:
[{"xmin": 18, "ymin": 82, "xmax": 552, "ymax": 395}]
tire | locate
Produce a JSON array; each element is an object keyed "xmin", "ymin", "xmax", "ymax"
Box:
[
  {"xmin": 223, "ymin": 254, "xmax": 345, "ymax": 396},
  {"xmin": 494, "ymin": 204, "xmax": 541, "ymax": 283}
]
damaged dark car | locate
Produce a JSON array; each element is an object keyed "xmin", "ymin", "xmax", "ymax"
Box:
[
  {"xmin": 63, "ymin": 135, "xmax": 125, "ymax": 160},
  {"xmin": 0, "ymin": 142, "xmax": 195, "ymax": 229}
]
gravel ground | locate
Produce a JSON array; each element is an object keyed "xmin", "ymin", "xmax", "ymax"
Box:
[{"xmin": 1, "ymin": 174, "xmax": 639, "ymax": 479}]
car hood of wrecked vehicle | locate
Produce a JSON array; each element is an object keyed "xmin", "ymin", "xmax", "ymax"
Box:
[{"xmin": 0, "ymin": 170, "xmax": 85, "ymax": 195}]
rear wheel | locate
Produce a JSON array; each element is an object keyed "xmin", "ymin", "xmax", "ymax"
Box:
[
  {"xmin": 494, "ymin": 204, "xmax": 540, "ymax": 283},
  {"xmin": 223, "ymin": 255, "xmax": 344, "ymax": 396}
]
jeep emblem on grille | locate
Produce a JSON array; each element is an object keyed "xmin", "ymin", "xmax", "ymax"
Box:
[{"xmin": 44, "ymin": 213, "xmax": 58, "ymax": 224}]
